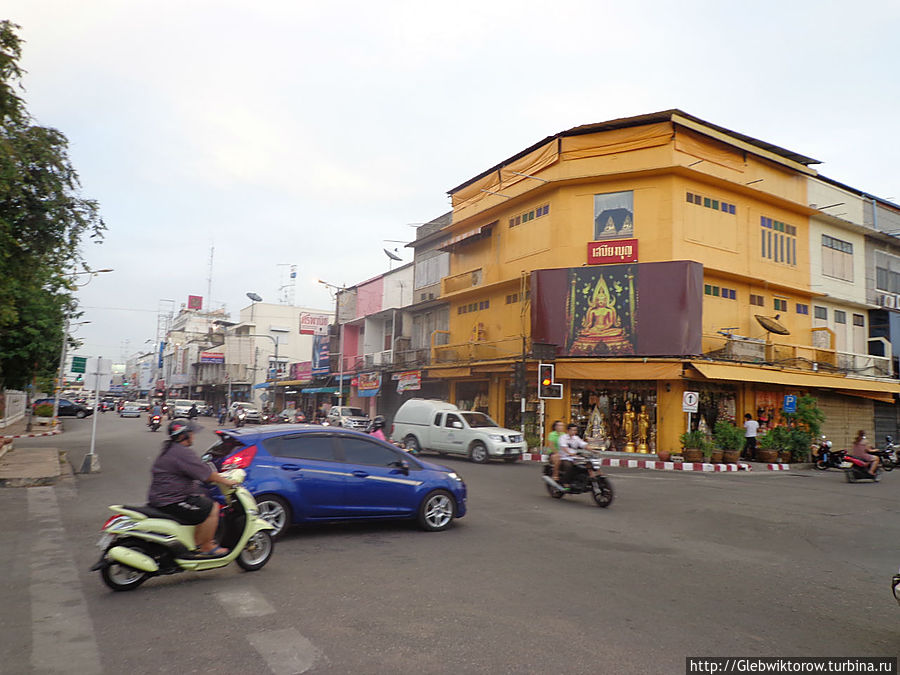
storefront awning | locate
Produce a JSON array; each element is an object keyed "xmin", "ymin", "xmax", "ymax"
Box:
[
  {"xmin": 426, "ymin": 366, "xmax": 471, "ymax": 378},
  {"xmin": 437, "ymin": 225, "xmax": 493, "ymax": 251},
  {"xmin": 554, "ymin": 361, "xmax": 683, "ymax": 381},
  {"xmin": 301, "ymin": 386, "xmax": 339, "ymax": 393},
  {"xmin": 690, "ymin": 362, "xmax": 900, "ymax": 399},
  {"xmin": 276, "ymin": 380, "xmax": 312, "ymax": 387}
]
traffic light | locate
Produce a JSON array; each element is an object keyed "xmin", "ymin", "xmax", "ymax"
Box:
[{"xmin": 538, "ymin": 363, "xmax": 562, "ymax": 399}]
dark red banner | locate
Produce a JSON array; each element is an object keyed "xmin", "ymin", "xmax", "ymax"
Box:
[
  {"xmin": 587, "ymin": 238, "xmax": 638, "ymax": 264},
  {"xmin": 530, "ymin": 261, "xmax": 702, "ymax": 357}
]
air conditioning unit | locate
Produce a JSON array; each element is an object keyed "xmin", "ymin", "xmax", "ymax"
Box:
[{"xmin": 879, "ymin": 294, "xmax": 897, "ymax": 309}]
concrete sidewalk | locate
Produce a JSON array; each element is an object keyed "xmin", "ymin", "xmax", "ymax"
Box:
[
  {"xmin": 0, "ymin": 446, "xmax": 66, "ymax": 487},
  {"xmin": 1, "ymin": 417, "xmax": 63, "ymax": 440}
]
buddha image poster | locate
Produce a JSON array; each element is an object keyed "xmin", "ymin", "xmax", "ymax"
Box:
[{"xmin": 566, "ymin": 265, "xmax": 636, "ymax": 356}]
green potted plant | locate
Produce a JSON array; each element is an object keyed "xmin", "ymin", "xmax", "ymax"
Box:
[
  {"xmin": 757, "ymin": 426, "xmax": 790, "ymax": 463},
  {"xmin": 33, "ymin": 403, "xmax": 54, "ymax": 422},
  {"xmin": 679, "ymin": 429, "xmax": 710, "ymax": 463},
  {"xmin": 713, "ymin": 421, "xmax": 744, "ymax": 464},
  {"xmin": 782, "ymin": 395, "xmax": 825, "ymax": 463}
]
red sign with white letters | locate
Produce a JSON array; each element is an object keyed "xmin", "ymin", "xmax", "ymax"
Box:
[{"xmin": 587, "ymin": 239, "xmax": 638, "ymax": 264}]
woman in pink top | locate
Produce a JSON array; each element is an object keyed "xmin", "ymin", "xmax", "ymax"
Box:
[
  {"xmin": 851, "ymin": 430, "xmax": 879, "ymax": 476},
  {"xmin": 368, "ymin": 415, "xmax": 387, "ymax": 442}
]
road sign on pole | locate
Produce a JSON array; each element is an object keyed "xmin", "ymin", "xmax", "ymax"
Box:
[
  {"xmin": 682, "ymin": 391, "xmax": 699, "ymax": 413},
  {"xmin": 783, "ymin": 395, "xmax": 797, "ymax": 413},
  {"xmin": 71, "ymin": 356, "xmax": 87, "ymax": 373}
]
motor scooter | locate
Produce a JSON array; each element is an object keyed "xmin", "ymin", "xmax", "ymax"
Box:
[
  {"xmin": 844, "ymin": 455, "xmax": 882, "ymax": 483},
  {"xmin": 872, "ymin": 436, "xmax": 896, "ymax": 472},
  {"xmin": 148, "ymin": 415, "xmax": 162, "ymax": 432},
  {"xmin": 813, "ymin": 436, "xmax": 844, "ymax": 470},
  {"xmin": 541, "ymin": 451, "xmax": 614, "ymax": 507},
  {"xmin": 90, "ymin": 469, "xmax": 274, "ymax": 591}
]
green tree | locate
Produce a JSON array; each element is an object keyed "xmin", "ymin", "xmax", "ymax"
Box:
[{"xmin": 0, "ymin": 21, "xmax": 104, "ymax": 389}]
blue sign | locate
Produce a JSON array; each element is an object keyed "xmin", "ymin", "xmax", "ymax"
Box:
[
  {"xmin": 311, "ymin": 334, "xmax": 330, "ymax": 376},
  {"xmin": 783, "ymin": 395, "xmax": 797, "ymax": 413},
  {"xmin": 158, "ymin": 341, "xmax": 165, "ymax": 369}
]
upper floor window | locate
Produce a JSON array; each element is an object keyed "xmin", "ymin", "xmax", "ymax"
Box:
[
  {"xmin": 509, "ymin": 204, "xmax": 549, "ymax": 228},
  {"xmin": 774, "ymin": 298, "xmax": 788, "ymax": 312},
  {"xmin": 814, "ymin": 306, "xmax": 827, "ymax": 320},
  {"xmin": 686, "ymin": 191, "xmax": 736, "ymax": 215},
  {"xmin": 760, "ymin": 217, "xmax": 797, "ymax": 266},
  {"xmin": 853, "ymin": 313, "xmax": 865, "ymax": 327},
  {"xmin": 875, "ymin": 251, "xmax": 900, "ymax": 294},
  {"xmin": 834, "ymin": 310, "xmax": 846, "ymax": 324},
  {"xmin": 749, "ymin": 294, "xmax": 764, "ymax": 306},
  {"xmin": 594, "ymin": 191, "xmax": 634, "ymax": 240},
  {"xmin": 821, "ymin": 234, "xmax": 853, "ymax": 281}
]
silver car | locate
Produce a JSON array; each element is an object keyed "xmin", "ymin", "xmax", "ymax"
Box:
[
  {"xmin": 119, "ymin": 404, "xmax": 142, "ymax": 418},
  {"xmin": 327, "ymin": 406, "xmax": 370, "ymax": 430}
]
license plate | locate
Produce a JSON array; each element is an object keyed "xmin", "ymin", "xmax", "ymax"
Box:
[{"xmin": 97, "ymin": 533, "xmax": 113, "ymax": 550}]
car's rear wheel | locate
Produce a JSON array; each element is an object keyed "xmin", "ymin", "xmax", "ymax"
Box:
[
  {"xmin": 417, "ymin": 490, "xmax": 455, "ymax": 532},
  {"xmin": 469, "ymin": 442, "xmax": 488, "ymax": 464},
  {"xmin": 255, "ymin": 495, "xmax": 291, "ymax": 539},
  {"xmin": 76, "ymin": 410, "xmax": 86, "ymax": 419}
]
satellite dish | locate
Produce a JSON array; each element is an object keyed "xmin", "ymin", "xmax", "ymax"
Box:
[
  {"xmin": 246, "ymin": 292, "xmax": 262, "ymax": 302},
  {"xmin": 383, "ymin": 248, "xmax": 402, "ymax": 262},
  {"xmin": 755, "ymin": 314, "xmax": 790, "ymax": 336}
]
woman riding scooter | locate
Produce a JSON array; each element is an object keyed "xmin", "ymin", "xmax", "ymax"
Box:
[
  {"xmin": 851, "ymin": 429, "xmax": 880, "ymax": 477},
  {"xmin": 367, "ymin": 415, "xmax": 387, "ymax": 442},
  {"xmin": 147, "ymin": 419, "xmax": 237, "ymax": 556}
]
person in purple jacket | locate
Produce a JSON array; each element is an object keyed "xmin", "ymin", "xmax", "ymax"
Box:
[{"xmin": 147, "ymin": 418, "xmax": 237, "ymax": 556}]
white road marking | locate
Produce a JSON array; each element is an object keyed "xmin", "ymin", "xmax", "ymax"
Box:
[
  {"xmin": 28, "ymin": 487, "xmax": 103, "ymax": 674},
  {"xmin": 214, "ymin": 588, "xmax": 275, "ymax": 617},
  {"xmin": 248, "ymin": 628, "xmax": 323, "ymax": 674}
]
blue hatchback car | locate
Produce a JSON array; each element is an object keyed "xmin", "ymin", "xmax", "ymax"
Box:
[{"xmin": 204, "ymin": 425, "xmax": 467, "ymax": 538}]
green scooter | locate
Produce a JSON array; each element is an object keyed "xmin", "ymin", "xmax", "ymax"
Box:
[{"xmin": 90, "ymin": 469, "xmax": 274, "ymax": 591}]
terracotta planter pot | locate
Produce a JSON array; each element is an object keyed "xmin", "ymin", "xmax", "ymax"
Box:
[
  {"xmin": 656, "ymin": 449, "xmax": 671, "ymax": 462},
  {"xmin": 722, "ymin": 449, "xmax": 741, "ymax": 464},
  {"xmin": 682, "ymin": 448, "xmax": 704, "ymax": 463},
  {"xmin": 756, "ymin": 449, "xmax": 778, "ymax": 463},
  {"xmin": 709, "ymin": 449, "xmax": 724, "ymax": 464}
]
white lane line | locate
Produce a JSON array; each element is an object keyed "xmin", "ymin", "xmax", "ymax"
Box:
[
  {"xmin": 28, "ymin": 487, "xmax": 103, "ymax": 674},
  {"xmin": 214, "ymin": 588, "xmax": 276, "ymax": 617},
  {"xmin": 248, "ymin": 628, "xmax": 323, "ymax": 674}
]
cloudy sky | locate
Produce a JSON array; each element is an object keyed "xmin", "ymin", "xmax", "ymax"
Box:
[{"xmin": 7, "ymin": 0, "xmax": 900, "ymax": 363}]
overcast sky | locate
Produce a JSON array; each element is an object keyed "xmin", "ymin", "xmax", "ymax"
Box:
[{"xmin": 7, "ymin": 0, "xmax": 899, "ymax": 364}]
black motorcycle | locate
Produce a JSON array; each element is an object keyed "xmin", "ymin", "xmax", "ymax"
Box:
[
  {"xmin": 541, "ymin": 452, "xmax": 613, "ymax": 507},
  {"xmin": 872, "ymin": 436, "xmax": 896, "ymax": 472},
  {"xmin": 813, "ymin": 437, "xmax": 845, "ymax": 471},
  {"xmin": 148, "ymin": 415, "xmax": 161, "ymax": 432}
]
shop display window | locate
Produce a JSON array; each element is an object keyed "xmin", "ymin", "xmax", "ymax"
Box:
[
  {"xmin": 456, "ymin": 381, "xmax": 489, "ymax": 414},
  {"xmin": 569, "ymin": 381, "xmax": 657, "ymax": 452}
]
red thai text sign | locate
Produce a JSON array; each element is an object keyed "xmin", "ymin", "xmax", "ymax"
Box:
[{"xmin": 587, "ymin": 239, "xmax": 638, "ymax": 264}]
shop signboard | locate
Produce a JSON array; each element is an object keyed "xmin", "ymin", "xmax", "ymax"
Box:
[
  {"xmin": 199, "ymin": 351, "xmax": 225, "ymax": 364},
  {"xmin": 187, "ymin": 295, "xmax": 203, "ymax": 310},
  {"xmin": 396, "ymin": 370, "xmax": 422, "ymax": 393},
  {"xmin": 311, "ymin": 334, "xmax": 330, "ymax": 375},
  {"xmin": 289, "ymin": 361, "xmax": 312, "ymax": 382},
  {"xmin": 530, "ymin": 261, "xmax": 702, "ymax": 357},
  {"xmin": 358, "ymin": 372, "xmax": 381, "ymax": 398},
  {"xmin": 587, "ymin": 239, "xmax": 638, "ymax": 265},
  {"xmin": 299, "ymin": 313, "xmax": 330, "ymax": 335}
]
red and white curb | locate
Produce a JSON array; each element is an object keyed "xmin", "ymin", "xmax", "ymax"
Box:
[
  {"xmin": 520, "ymin": 453, "xmax": 791, "ymax": 472},
  {"xmin": 1, "ymin": 427, "xmax": 62, "ymax": 440}
]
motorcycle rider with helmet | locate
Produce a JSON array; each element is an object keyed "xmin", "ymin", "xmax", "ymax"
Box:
[
  {"xmin": 147, "ymin": 418, "xmax": 238, "ymax": 556},
  {"xmin": 851, "ymin": 429, "xmax": 880, "ymax": 477},
  {"xmin": 148, "ymin": 401, "xmax": 163, "ymax": 428},
  {"xmin": 368, "ymin": 415, "xmax": 387, "ymax": 442}
]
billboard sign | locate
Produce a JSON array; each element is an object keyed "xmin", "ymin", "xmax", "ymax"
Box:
[
  {"xmin": 530, "ymin": 261, "xmax": 702, "ymax": 357},
  {"xmin": 289, "ymin": 361, "xmax": 312, "ymax": 382},
  {"xmin": 199, "ymin": 351, "xmax": 225, "ymax": 364},
  {"xmin": 311, "ymin": 334, "xmax": 330, "ymax": 376},
  {"xmin": 396, "ymin": 370, "xmax": 422, "ymax": 393},
  {"xmin": 358, "ymin": 371, "xmax": 381, "ymax": 397},
  {"xmin": 300, "ymin": 313, "xmax": 330, "ymax": 335},
  {"xmin": 587, "ymin": 239, "xmax": 638, "ymax": 265},
  {"xmin": 188, "ymin": 295, "xmax": 203, "ymax": 310}
]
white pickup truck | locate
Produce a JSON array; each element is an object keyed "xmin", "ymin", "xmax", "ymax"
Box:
[{"xmin": 390, "ymin": 398, "xmax": 525, "ymax": 463}]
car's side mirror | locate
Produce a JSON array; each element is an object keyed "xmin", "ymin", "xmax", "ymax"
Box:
[{"xmin": 452, "ymin": 421, "xmax": 463, "ymax": 429}]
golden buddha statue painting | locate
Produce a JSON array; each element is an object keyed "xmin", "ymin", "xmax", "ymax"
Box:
[{"xmin": 569, "ymin": 273, "xmax": 634, "ymax": 356}]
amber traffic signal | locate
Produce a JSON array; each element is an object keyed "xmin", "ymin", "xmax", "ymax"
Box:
[{"xmin": 538, "ymin": 363, "xmax": 562, "ymax": 399}]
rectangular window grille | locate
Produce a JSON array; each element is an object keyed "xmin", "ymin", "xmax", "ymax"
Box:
[
  {"xmin": 814, "ymin": 306, "xmax": 827, "ymax": 320},
  {"xmin": 750, "ymin": 294, "xmax": 764, "ymax": 306},
  {"xmin": 853, "ymin": 313, "xmax": 865, "ymax": 327},
  {"xmin": 774, "ymin": 298, "xmax": 787, "ymax": 311},
  {"xmin": 834, "ymin": 310, "xmax": 846, "ymax": 324},
  {"xmin": 796, "ymin": 304, "xmax": 809, "ymax": 315}
]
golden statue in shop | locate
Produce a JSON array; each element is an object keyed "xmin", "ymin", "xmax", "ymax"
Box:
[
  {"xmin": 586, "ymin": 405, "xmax": 607, "ymax": 440},
  {"xmin": 637, "ymin": 404, "xmax": 650, "ymax": 454},
  {"xmin": 623, "ymin": 401, "xmax": 636, "ymax": 453}
]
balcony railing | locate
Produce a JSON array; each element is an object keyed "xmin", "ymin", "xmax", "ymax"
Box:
[
  {"xmin": 441, "ymin": 268, "xmax": 483, "ymax": 295},
  {"xmin": 432, "ymin": 336, "xmax": 522, "ymax": 364},
  {"xmin": 702, "ymin": 333, "xmax": 893, "ymax": 378}
]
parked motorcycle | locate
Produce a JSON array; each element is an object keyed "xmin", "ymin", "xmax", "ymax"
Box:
[
  {"xmin": 873, "ymin": 436, "xmax": 896, "ymax": 472},
  {"xmin": 813, "ymin": 437, "xmax": 845, "ymax": 470},
  {"xmin": 90, "ymin": 469, "xmax": 274, "ymax": 591},
  {"xmin": 148, "ymin": 415, "xmax": 162, "ymax": 432},
  {"xmin": 541, "ymin": 451, "xmax": 614, "ymax": 507},
  {"xmin": 844, "ymin": 455, "xmax": 882, "ymax": 482}
]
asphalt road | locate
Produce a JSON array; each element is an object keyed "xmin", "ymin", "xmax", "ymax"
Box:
[{"xmin": 1, "ymin": 414, "xmax": 898, "ymax": 674}]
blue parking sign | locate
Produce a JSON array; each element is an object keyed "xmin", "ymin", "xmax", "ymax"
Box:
[{"xmin": 783, "ymin": 395, "xmax": 797, "ymax": 413}]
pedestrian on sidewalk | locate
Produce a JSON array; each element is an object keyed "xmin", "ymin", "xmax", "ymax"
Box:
[{"xmin": 743, "ymin": 413, "xmax": 759, "ymax": 460}]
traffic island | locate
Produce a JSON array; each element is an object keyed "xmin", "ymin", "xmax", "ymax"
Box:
[{"xmin": 0, "ymin": 447, "xmax": 64, "ymax": 487}]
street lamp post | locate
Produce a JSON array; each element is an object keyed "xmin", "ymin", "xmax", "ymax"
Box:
[
  {"xmin": 318, "ymin": 279, "xmax": 345, "ymax": 407},
  {"xmin": 243, "ymin": 333, "xmax": 278, "ymax": 410},
  {"xmin": 53, "ymin": 320, "xmax": 90, "ymax": 427}
]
